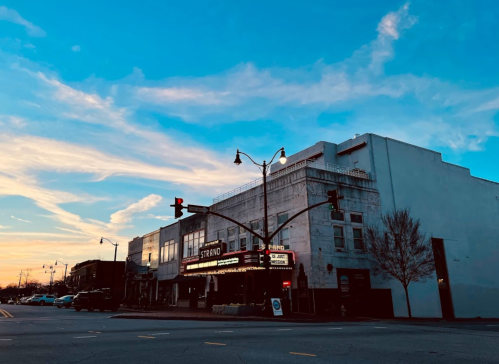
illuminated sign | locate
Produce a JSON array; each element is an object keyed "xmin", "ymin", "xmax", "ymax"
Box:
[
  {"xmin": 199, "ymin": 242, "xmax": 226, "ymax": 260},
  {"xmin": 217, "ymin": 257, "xmax": 239, "ymax": 266},
  {"xmin": 260, "ymin": 253, "xmax": 289, "ymax": 266},
  {"xmin": 282, "ymin": 281, "xmax": 291, "ymax": 288},
  {"xmin": 259, "ymin": 244, "xmax": 285, "ymax": 251}
]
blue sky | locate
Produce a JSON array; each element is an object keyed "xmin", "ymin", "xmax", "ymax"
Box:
[{"xmin": 0, "ymin": 0, "xmax": 498, "ymax": 285}]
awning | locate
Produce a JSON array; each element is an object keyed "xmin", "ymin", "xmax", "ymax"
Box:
[{"xmin": 170, "ymin": 275, "xmax": 205, "ymax": 283}]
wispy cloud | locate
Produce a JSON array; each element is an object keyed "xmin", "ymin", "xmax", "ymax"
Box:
[
  {"xmin": 0, "ymin": 225, "xmax": 10, "ymax": 229},
  {"xmin": 147, "ymin": 214, "xmax": 173, "ymax": 222},
  {"xmin": 71, "ymin": 45, "xmax": 81, "ymax": 52},
  {"xmin": 110, "ymin": 194, "xmax": 162, "ymax": 227},
  {"xmin": 11, "ymin": 215, "xmax": 31, "ymax": 223},
  {"xmin": 0, "ymin": 6, "xmax": 46, "ymax": 37}
]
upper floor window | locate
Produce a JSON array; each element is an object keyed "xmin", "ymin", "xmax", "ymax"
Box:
[
  {"xmin": 217, "ymin": 230, "xmax": 225, "ymax": 242},
  {"xmin": 239, "ymin": 225, "xmax": 246, "ymax": 234},
  {"xmin": 353, "ymin": 228, "xmax": 364, "ymax": 250},
  {"xmin": 228, "ymin": 227, "xmax": 236, "ymax": 238},
  {"xmin": 350, "ymin": 213, "xmax": 363, "ymax": 224},
  {"xmin": 183, "ymin": 230, "xmax": 205, "ymax": 258},
  {"xmin": 331, "ymin": 211, "xmax": 344, "ymax": 221},
  {"xmin": 161, "ymin": 239, "xmax": 177, "ymax": 263},
  {"xmin": 277, "ymin": 212, "xmax": 289, "ymax": 246},
  {"xmin": 333, "ymin": 226, "xmax": 345, "ymax": 248},
  {"xmin": 240, "ymin": 237, "xmax": 247, "ymax": 251}
]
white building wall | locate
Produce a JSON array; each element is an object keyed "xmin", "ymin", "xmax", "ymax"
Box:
[{"xmin": 335, "ymin": 133, "xmax": 499, "ymax": 318}]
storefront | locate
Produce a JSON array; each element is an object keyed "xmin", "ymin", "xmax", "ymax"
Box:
[{"xmin": 180, "ymin": 240, "xmax": 295, "ymax": 306}]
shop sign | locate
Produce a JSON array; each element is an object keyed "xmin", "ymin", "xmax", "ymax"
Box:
[
  {"xmin": 282, "ymin": 281, "xmax": 291, "ymax": 288},
  {"xmin": 271, "ymin": 298, "xmax": 283, "ymax": 316},
  {"xmin": 259, "ymin": 243, "xmax": 285, "ymax": 251},
  {"xmin": 199, "ymin": 242, "xmax": 226, "ymax": 260}
]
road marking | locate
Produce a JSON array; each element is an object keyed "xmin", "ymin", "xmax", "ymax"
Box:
[
  {"xmin": 150, "ymin": 333, "xmax": 170, "ymax": 335},
  {"xmin": 215, "ymin": 331, "xmax": 233, "ymax": 333},
  {"xmin": 138, "ymin": 336, "xmax": 155, "ymax": 339},
  {"xmin": 88, "ymin": 331, "xmax": 101, "ymax": 333},
  {"xmin": 374, "ymin": 327, "xmax": 387, "ymax": 329},
  {"xmin": 0, "ymin": 339, "xmax": 13, "ymax": 341},
  {"xmin": 328, "ymin": 327, "xmax": 343, "ymax": 330},
  {"xmin": 277, "ymin": 329, "xmax": 292, "ymax": 331},
  {"xmin": 290, "ymin": 352, "xmax": 317, "ymax": 357},
  {"xmin": 74, "ymin": 336, "xmax": 97, "ymax": 339},
  {"xmin": 487, "ymin": 325, "xmax": 499, "ymax": 327},
  {"xmin": 0, "ymin": 309, "xmax": 13, "ymax": 318},
  {"xmin": 205, "ymin": 342, "xmax": 226, "ymax": 346}
]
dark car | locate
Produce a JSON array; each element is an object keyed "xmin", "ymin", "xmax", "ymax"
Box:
[{"xmin": 72, "ymin": 291, "xmax": 119, "ymax": 312}]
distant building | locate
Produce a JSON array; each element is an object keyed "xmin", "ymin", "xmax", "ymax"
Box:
[
  {"xmin": 69, "ymin": 259, "xmax": 125, "ymax": 297},
  {"xmin": 127, "ymin": 133, "xmax": 499, "ymax": 318}
]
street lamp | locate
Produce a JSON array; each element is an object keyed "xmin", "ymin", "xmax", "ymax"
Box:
[
  {"xmin": 54, "ymin": 260, "xmax": 68, "ymax": 285},
  {"xmin": 234, "ymin": 147, "xmax": 287, "ymax": 312},
  {"xmin": 100, "ymin": 237, "xmax": 119, "ymax": 298},
  {"xmin": 43, "ymin": 264, "xmax": 56, "ymax": 294}
]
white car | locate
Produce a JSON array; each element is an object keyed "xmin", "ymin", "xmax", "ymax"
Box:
[
  {"xmin": 30, "ymin": 294, "xmax": 56, "ymax": 306},
  {"xmin": 53, "ymin": 295, "xmax": 74, "ymax": 308}
]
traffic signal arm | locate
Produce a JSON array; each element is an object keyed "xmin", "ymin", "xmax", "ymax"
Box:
[{"xmin": 269, "ymin": 198, "xmax": 334, "ymax": 241}]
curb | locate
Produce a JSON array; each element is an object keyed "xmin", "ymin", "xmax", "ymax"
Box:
[{"xmin": 110, "ymin": 314, "xmax": 374, "ymax": 323}]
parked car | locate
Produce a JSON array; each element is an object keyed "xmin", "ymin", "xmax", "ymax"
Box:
[
  {"xmin": 30, "ymin": 294, "xmax": 56, "ymax": 306},
  {"xmin": 22, "ymin": 296, "xmax": 34, "ymax": 305},
  {"xmin": 53, "ymin": 295, "xmax": 74, "ymax": 308},
  {"xmin": 7, "ymin": 298, "xmax": 15, "ymax": 304},
  {"xmin": 72, "ymin": 291, "xmax": 119, "ymax": 312}
]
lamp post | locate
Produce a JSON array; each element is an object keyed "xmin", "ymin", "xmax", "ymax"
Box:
[
  {"xmin": 234, "ymin": 147, "xmax": 287, "ymax": 311},
  {"xmin": 146, "ymin": 261, "xmax": 151, "ymax": 305},
  {"xmin": 54, "ymin": 260, "xmax": 68, "ymax": 285},
  {"xmin": 43, "ymin": 264, "xmax": 56, "ymax": 294},
  {"xmin": 100, "ymin": 237, "xmax": 119, "ymax": 298}
]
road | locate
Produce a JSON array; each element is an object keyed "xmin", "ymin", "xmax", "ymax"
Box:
[{"xmin": 1, "ymin": 304, "xmax": 499, "ymax": 363}]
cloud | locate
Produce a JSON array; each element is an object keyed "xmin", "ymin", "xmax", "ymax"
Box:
[
  {"xmin": 71, "ymin": 45, "xmax": 81, "ymax": 52},
  {"xmin": 0, "ymin": 225, "xmax": 10, "ymax": 229},
  {"xmin": 110, "ymin": 194, "xmax": 162, "ymax": 226},
  {"xmin": 474, "ymin": 96, "xmax": 499, "ymax": 113},
  {"xmin": 11, "ymin": 215, "xmax": 31, "ymax": 223},
  {"xmin": 0, "ymin": 6, "xmax": 46, "ymax": 37},
  {"xmin": 147, "ymin": 214, "xmax": 173, "ymax": 222}
]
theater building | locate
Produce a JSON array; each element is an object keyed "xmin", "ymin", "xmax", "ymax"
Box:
[{"xmin": 127, "ymin": 133, "xmax": 499, "ymax": 318}]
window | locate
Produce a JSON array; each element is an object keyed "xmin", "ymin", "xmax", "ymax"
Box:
[
  {"xmin": 161, "ymin": 240, "xmax": 177, "ymax": 262},
  {"xmin": 228, "ymin": 227, "xmax": 236, "ymax": 238},
  {"xmin": 252, "ymin": 236, "xmax": 260, "ymax": 251},
  {"xmin": 353, "ymin": 228, "xmax": 364, "ymax": 250},
  {"xmin": 217, "ymin": 230, "xmax": 225, "ymax": 242},
  {"xmin": 183, "ymin": 230, "xmax": 205, "ymax": 258},
  {"xmin": 334, "ymin": 226, "xmax": 345, "ymax": 248},
  {"xmin": 351, "ymin": 213, "xmax": 363, "ymax": 224},
  {"xmin": 251, "ymin": 221, "xmax": 260, "ymax": 250},
  {"xmin": 277, "ymin": 212, "xmax": 289, "ymax": 246},
  {"xmin": 331, "ymin": 211, "xmax": 344, "ymax": 221},
  {"xmin": 277, "ymin": 213, "xmax": 288, "ymax": 225},
  {"xmin": 239, "ymin": 225, "xmax": 246, "ymax": 234},
  {"xmin": 240, "ymin": 237, "xmax": 247, "ymax": 251}
]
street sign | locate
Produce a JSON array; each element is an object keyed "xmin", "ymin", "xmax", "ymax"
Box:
[
  {"xmin": 187, "ymin": 204, "xmax": 210, "ymax": 214},
  {"xmin": 271, "ymin": 298, "xmax": 283, "ymax": 316}
]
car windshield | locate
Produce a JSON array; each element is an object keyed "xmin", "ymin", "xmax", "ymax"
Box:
[{"xmin": 34, "ymin": 294, "xmax": 43, "ymax": 297}]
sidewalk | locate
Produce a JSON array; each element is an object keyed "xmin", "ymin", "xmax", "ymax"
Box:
[
  {"xmin": 111, "ymin": 307, "xmax": 499, "ymax": 324},
  {"xmin": 111, "ymin": 307, "xmax": 374, "ymax": 323}
]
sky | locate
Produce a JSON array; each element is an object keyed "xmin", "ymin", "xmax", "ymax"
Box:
[{"xmin": 0, "ymin": 0, "xmax": 498, "ymax": 287}]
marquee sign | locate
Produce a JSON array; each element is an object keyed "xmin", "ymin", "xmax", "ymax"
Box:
[{"xmin": 182, "ymin": 250, "xmax": 295, "ymax": 275}]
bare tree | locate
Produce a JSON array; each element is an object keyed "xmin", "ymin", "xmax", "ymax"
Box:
[
  {"xmin": 24, "ymin": 269, "xmax": 32, "ymax": 287},
  {"xmin": 365, "ymin": 209, "xmax": 435, "ymax": 318}
]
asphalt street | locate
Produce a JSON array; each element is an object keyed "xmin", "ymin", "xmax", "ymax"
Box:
[{"xmin": 1, "ymin": 304, "xmax": 499, "ymax": 364}]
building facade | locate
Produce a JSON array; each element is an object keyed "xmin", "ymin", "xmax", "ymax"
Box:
[
  {"xmin": 127, "ymin": 133, "xmax": 499, "ymax": 318},
  {"xmin": 69, "ymin": 260, "xmax": 125, "ymax": 297}
]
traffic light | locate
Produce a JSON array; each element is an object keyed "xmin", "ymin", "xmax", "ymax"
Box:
[
  {"xmin": 170, "ymin": 197, "xmax": 184, "ymax": 219},
  {"xmin": 327, "ymin": 189, "xmax": 342, "ymax": 212},
  {"xmin": 262, "ymin": 249, "xmax": 271, "ymax": 269}
]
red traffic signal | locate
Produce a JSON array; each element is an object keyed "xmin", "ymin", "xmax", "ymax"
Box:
[
  {"xmin": 170, "ymin": 197, "xmax": 184, "ymax": 219},
  {"xmin": 262, "ymin": 249, "xmax": 271, "ymax": 268},
  {"xmin": 264, "ymin": 249, "xmax": 270, "ymax": 255}
]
